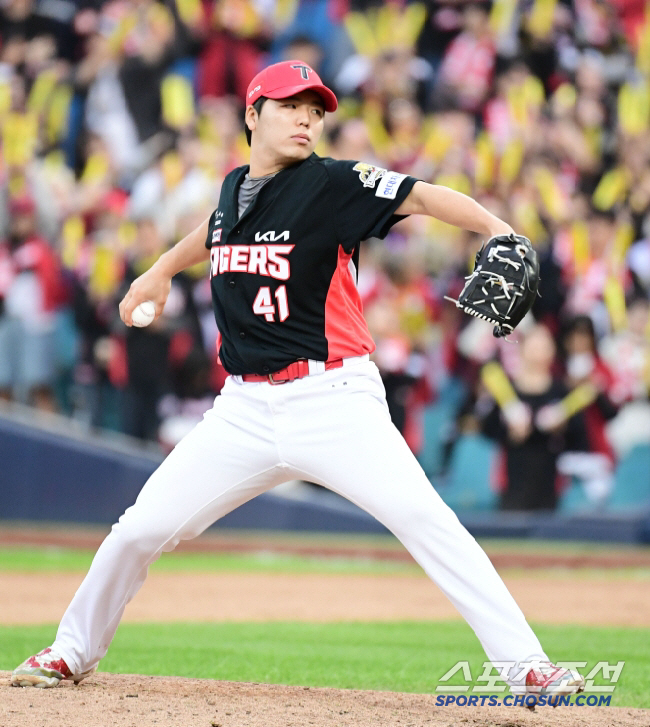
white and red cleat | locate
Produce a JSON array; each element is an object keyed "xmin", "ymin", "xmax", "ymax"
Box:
[
  {"xmin": 11, "ymin": 647, "xmax": 95, "ymax": 688},
  {"xmin": 525, "ymin": 661, "xmax": 585, "ymax": 708}
]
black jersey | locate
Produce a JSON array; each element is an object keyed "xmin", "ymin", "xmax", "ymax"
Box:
[{"xmin": 205, "ymin": 153, "xmax": 418, "ymax": 375}]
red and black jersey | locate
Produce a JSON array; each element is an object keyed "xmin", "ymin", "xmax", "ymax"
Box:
[{"xmin": 205, "ymin": 153, "xmax": 418, "ymax": 375}]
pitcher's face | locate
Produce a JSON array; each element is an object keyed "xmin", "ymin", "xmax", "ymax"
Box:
[{"xmin": 247, "ymin": 91, "xmax": 325, "ymax": 165}]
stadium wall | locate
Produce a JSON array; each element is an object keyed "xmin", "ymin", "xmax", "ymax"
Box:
[{"xmin": 1, "ymin": 407, "xmax": 649, "ymax": 542}]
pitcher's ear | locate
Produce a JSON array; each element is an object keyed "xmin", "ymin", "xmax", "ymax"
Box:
[{"xmin": 245, "ymin": 105, "xmax": 257, "ymax": 133}]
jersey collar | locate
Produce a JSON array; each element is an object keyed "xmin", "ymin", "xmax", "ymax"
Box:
[{"xmin": 233, "ymin": 153, "xmax": 319, "ymax": 225}]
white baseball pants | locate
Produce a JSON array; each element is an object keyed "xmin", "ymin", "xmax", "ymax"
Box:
[{"xmin": 54, "ymin": 357, "xmax": 546, "ymax": 677}]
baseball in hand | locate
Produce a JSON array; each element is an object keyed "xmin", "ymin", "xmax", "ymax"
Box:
[{"xmin": 131, "ymin": 300, "xmax": 156, "ymax": 327}]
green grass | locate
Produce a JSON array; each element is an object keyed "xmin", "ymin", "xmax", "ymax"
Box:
[
  {"xmin": 0, "ymin": 546, "xmax": 421, "ymax": 575},
  {"xmin": 1, "ymin": 621, "xmax": 647, "ymax": 707},
  {"xmin": 476, "ymin": 538, "xmax": 650, "ymax": 556},
  {"xmin": 3, "ymin": 545, "xmax": 650, "ymax": 580},
  {"xmin": 2, "ymin": 540, "xmax": 648, "ymax": 707}
]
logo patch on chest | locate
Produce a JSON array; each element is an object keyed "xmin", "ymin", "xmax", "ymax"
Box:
[{"xmin": 353, "ymin": 162, "xmax": 387, "ymax": 188}]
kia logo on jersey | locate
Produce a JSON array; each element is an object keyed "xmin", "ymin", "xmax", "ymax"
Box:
[
  {"xmin": 254, "ymin": 230, "xmax": 290, "ymax": 242},
  {"xmin": 210, "ymin": 244, "xmax": 295, "ymax": 280}
]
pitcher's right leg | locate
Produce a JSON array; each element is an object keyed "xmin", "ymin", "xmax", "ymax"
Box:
[{"xmin": 12, "ymin": 382, "xmax": 284, "ymax": 686}]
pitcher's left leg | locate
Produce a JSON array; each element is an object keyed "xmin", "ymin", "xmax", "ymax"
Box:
[{"xmin": 284, "ymin": 364, "xmax": 546, "ymax": 667}]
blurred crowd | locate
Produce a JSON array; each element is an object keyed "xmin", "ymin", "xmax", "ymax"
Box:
[{"xmin": 1, "ymin": 0, "xmax": 649, "ymax": 508}]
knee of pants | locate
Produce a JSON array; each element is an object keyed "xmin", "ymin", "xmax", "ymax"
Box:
[
  {"xmin": 382, "ymin": 492, "xmax": 457, "ymax": 541},
  {"xmin": 110, "ymin": 510, "xmax": 181, "ymax": 559},
  {"xmin": 380, "ymin": 500, "xmax": 434, "ymax": 538}
]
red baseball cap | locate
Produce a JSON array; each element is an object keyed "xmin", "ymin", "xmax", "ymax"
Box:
[{"xmin": 246, "ymin": 60, "xmax": 338, "ymax": 112}]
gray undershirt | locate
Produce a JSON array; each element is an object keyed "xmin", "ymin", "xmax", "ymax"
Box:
[{"xmin": 237, "ymin": 171, "xmax": 279, "ymax": 218}]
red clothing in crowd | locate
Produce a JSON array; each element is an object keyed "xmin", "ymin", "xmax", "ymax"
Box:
[
  {"xmin": 438, "ymin": 32, "xmax": 496, "ymax": 111},
  {"xmin": 1, "ymin": 237, "xmax": 67, "ymax": 312},
  {"xmin": 609, "ymin": 0, "xmax": 647, "ymax": 48}
]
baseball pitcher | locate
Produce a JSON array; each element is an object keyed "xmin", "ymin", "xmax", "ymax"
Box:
[{"xmin": 12, "ymin": 61, "xmax": 584, "ymax": 705}]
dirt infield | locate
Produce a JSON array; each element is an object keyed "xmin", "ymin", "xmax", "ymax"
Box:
[
  {"xmin": 2, "ymin": 523, "xmax": 650, "ymax": 627},
  {"xmin": 2, "ymin": 672, "xmax": 648, "ymax": 727},
  {"xmin": 3, "ymin": 528, "xmax": 650, "ymax": 725},
  {"xmin": 2, "ymin": 570, "xmax": 650, "ymax": 626}
]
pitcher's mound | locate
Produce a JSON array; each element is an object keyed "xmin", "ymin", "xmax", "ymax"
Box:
[{"xmin": 1, "ymin": 671, "xmax": 645, "ymax": 726}]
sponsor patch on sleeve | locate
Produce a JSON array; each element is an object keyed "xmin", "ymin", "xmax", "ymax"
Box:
[
  {"xmin": 212, "ymin": 228, "xmax": 222, "ymax": 243},
  {"xmin": 375, "ymin": 171, "xmax": 407, "ymax": 199}
]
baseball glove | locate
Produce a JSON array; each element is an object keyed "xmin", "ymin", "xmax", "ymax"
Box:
[{"xmin": 445, "ymin": 233, "xmax": 540, "ymax": 338}]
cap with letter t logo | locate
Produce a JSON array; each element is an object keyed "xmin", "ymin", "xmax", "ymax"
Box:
[{"xmin": 246, "ymin": 60, "xmax": 338, "ymax": 112}]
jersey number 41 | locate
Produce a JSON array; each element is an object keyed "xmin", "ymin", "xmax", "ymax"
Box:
[{"xmin": 252, "ymin": 285, "xmax": 289, "ymax": 323}]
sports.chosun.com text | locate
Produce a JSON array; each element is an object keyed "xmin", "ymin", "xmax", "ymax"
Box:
[{"xmin": 435, "ymin": 694, "xmax": 612, "ymax": 708}]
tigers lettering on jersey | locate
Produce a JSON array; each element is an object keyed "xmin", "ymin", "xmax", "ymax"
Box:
[{"xmin": 210, "ymin": 244, "xmax": 295, "ymax": 280}]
